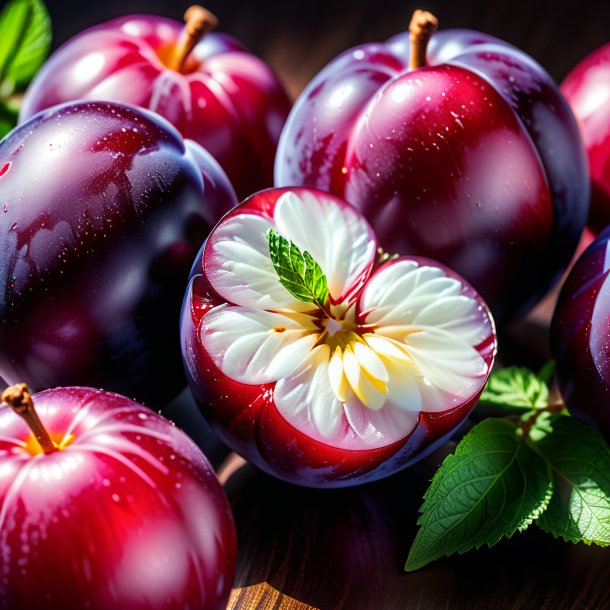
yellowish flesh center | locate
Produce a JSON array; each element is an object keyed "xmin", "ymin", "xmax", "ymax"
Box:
[{"xmin": 314, "ymin": 309, "xmax": 396, "ymax": 410}]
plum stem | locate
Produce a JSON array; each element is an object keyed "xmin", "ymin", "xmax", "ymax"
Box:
[
  {"xmin": 168, "ymin": 5, "xmax": 218, "ymax": 71},
  {"xmin": 408, "ymin": 9, "xmax": 438, "ymax": 70},
  {"xmin": 2, "ymin": 383, "xmax": 57, "ymax": 454}
]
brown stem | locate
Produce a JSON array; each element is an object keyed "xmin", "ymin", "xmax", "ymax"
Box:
[
  {"xmin": 2, "ymin": 383, "xmax": 57, "ymax": 454},
  {"xmin": 408, "ymin": 9, "xmax": 438, "ymax": 70},
  {"xmin": 168, "ymin": 5, "xmax": 218, "ymax": 71}
]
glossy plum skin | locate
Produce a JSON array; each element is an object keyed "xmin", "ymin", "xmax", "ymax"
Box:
[
  {"xmin": 551, "ymin": 227, "xmax": 610, "ymax": 441},
  {"xmin": 180, "ymin": 187, "xmax": 496, "ymax": 488},
  {"xmin": 275, "ymin": 29, "xmax": 589, "ymax": 323},
  {"xmin": 0, "ymin": 101, "xmax": 237, "ymax": 406},
  {"xmin": 561, "ymin": 43, "xmax": 610, "ymax": 232},
  {"xmin": 19, "ymin": 14, "xmax": 292, "ymax": 200},
  {"xmin": 0, "ymin": 386, "xmax": 236, "ymax": 610}
]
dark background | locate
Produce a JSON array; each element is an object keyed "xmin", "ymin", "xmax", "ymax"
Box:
[{"xmin": 45, "ymin": 0, "xmax": 610, "ymax": 99}]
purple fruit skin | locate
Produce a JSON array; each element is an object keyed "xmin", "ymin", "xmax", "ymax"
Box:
[
  {"xmin": 0, "ymin": 100, "xmax": 237, "ymax": 406},
  {"xmin": 551, "ymin": 226, "xmax": 610, "ymax": 440}
]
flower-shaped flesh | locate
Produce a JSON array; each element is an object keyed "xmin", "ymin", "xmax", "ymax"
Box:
[{"xmin": 199, "ymin": 189, "xmax": 495, "ymax": 454}]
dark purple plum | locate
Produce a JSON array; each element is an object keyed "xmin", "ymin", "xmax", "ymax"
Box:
[
  {"xmin": 19, "ymin": 9, "xmax": 291, "ymax": 200},
  {"xmin": 561, "ymin": 42, "xmax": 610, "ymax": 233},
  {"xmin": 275, "ymin": 14, "xmax": 588, "ymax": 324},
  {"xmin": 0, "ymin": 101, "xmax": 237, "ymax": 406},
  {"xmin": 551, "ymin": 227, "xmax": 610, "ymax": 440}
]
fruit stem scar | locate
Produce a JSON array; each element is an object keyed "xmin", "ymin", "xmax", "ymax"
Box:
[
  {"xmin": 2, "ymin": 383, "xmax": 58, "ymax": 454},
  {"xmin": 408, "ymin": 9, "xmax": 438, "ymax": 71},
  {"xmin": 168, "ymin": 5, "xmax": 219, "ymax": 72}
]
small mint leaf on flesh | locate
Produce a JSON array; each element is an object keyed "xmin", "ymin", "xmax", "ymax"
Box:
[
  {"xmin": 267, "ymin": 228, "xmax": 329, "ymax": 309},
  {"xmin": 405, "ymin": 418, "xmax": 553, "ymax": 572},
  {"xmin": 0, "ymin": 0, "xmax": 51, "ymax": 96},
  {"xmin": 534, "ymin": 415, "xmax": 610, "ymax": 546}
]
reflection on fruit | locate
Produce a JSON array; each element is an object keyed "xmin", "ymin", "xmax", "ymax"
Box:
[
  {"xmin": 275, "ymin": 11, "xmax": 588, "ymax": 324},
  {"xmin": 181, "ymin": 187, "xmax": 496, "ymax": 487},
  {"xmin": 19, "ymin": 6, "xmax": 291, "ymax": 200},
  {"xmin": 0, "ymin": 100, "xmax": 237, "ymax": 406},
  {"xmin": 551, "ymin": 227, "xmax": 610, "ymax": 441},
  {"xmin": 0, "ymin": 384, "xmax": 236, "ymax": 610},
  {"xmin": 562, "ymin": 43, "xmax": 610, "ymax": 233}
]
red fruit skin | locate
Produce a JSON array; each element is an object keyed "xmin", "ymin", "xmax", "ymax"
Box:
[
  {"xmin": 275, "ymin": 29, "xmax": 588, "ymax": 324},
  {"xmin": 19, "ymin": 15, "xmax": 292, "ymax": 200},
  {"xmin": 551, "ymin": 227, "xmax": 610, "ymax": 441},
  {"xmin": 180, "ymin": 187, "xmax": 496, "ymax": 488},
  {"xmin": 0, "ymin": 386, "xmax": 236, "ymax": 610},
  {"xmin": 561, "ymin": 42, "xmax": 610, "ymax": 233},
  {"xmin": 0, "ymin": 101, "xmax": 237, "ymax": 406}
]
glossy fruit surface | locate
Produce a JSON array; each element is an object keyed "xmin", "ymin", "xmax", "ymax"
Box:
[
  {"xmin": 0, "ymin": 101, "xmax": 237, "ymax": 406},
  {"xmin": 19, "ymin": 13, "xmax": 291, "ymax": 200},
  {"xmin": 0, "ymin": 386, "xmax": 236, "ymax": 610},
  {"xmin": 181, "ymin": 187, "xmax": 496, "ymax": 487},
  {"xmin": 275, "ymin": 25, "xmax": 589, "ymax": 323},
  {"xmin": 561, "ymin": 43, "xmax": 610, "ymax": 232},
  {"xmin": 551, "ymin": 227, "xmax": 610, "ymax": 440}
]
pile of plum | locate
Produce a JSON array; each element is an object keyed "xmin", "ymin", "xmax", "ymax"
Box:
[{"xmin": 0, "ymin": 6, "xmax": 608, "ymax": 609}]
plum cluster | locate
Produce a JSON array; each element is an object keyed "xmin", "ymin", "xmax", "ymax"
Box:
[{"xmin": 0, "ymin": 5, "xmax": 608, "ymax": 609}]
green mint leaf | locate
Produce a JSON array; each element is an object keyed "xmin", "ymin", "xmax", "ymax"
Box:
[
  {"xmin": 478, "ymin": 366, "xmax": 549, "ymax": 414},
  {"xmin": 405, "ymin": 418, "xmax": 553, "ymax": 572},
  {"xmin": 267, "ymin": 228, "xmax": 329, "ymax": 308},
  {"xmin": 0, "ymin": 98, "xmax": 18, "ymax": 138},
  {"xmin": 0, "ymin": 0, "xmax": 51, "ymax": 96},
  {"xmin": 533, "ymin": 415, "xmax": 610, "ymax": 546},
  {"xmin": 537, "ymin": 360, "xmax": 556, "ymax": 386}
]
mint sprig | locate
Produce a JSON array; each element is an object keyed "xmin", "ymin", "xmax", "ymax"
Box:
[
  {"xmin": 0, "ymin": 0, "xmax": 51, "ymax": 138},
  {"xmin": 406, "ymin": 365, "xmax": 610, "ymax": 571},
  {"xmin": 535, "ymin": 415, "xmax": 610, "ymax": 546},
  {"xmin": 267, "ymin": 228, "xmax": 329, "ymax": 310},
  {"xmin": 478, "ymin": 366, "xmax": 549, "ymax": 412},
  {"xmin": 405, "ymin": 418, "xmax": 553, "ymax": 571}
]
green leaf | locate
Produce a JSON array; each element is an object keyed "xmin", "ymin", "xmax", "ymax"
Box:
[
  {"xmin": 267, "ymin": 228, "xmax": 329, "ymax": 309},
  {"xmin": 405, "ymin": 418, "xmax": 553, "ymax": 571},
  {"xmin": 478, "ymin": 366, "xmax": 549, "ymax": 414},
  {"xmin": 534, "ymin": 415, "xmax": 610, "ymax": 546},
  {"xmin": 537, "ymin": 360, "xmax": 556, "ymax": 386},
  {"xmin": 0, "ymin": 0, "xmax": 51, "ymax": 95},
  {"xmin": 0, "ymin": 98, "xmax": 18, "ymax": 138}
]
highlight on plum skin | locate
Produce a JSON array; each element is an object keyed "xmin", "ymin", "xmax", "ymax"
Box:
[
  {"xmin": 551, "ymin": 227, "xmax": 610, "ymax": 442},
  {"xmin": 18, "ymin": 8, "xmax": 292, "ymax": 200},
  {"xmin": 0, "ymin": 99, "xmax": 238, "ymax": 407},
  {"xmin": 0, "ymin": 385, "xmax": 237, "ymax": 610},
  {"xmin": 180, "ymin": 187, "xmax": 497, "ymax": 487},
  {"xmin": 274, "ymin": 18, "xmax": 589, "ymax": 326}
]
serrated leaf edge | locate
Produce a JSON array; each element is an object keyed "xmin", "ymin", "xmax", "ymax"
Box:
[{"xmin": 406, "ymin": 420, "xmax": 553, "ymax": 571}]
